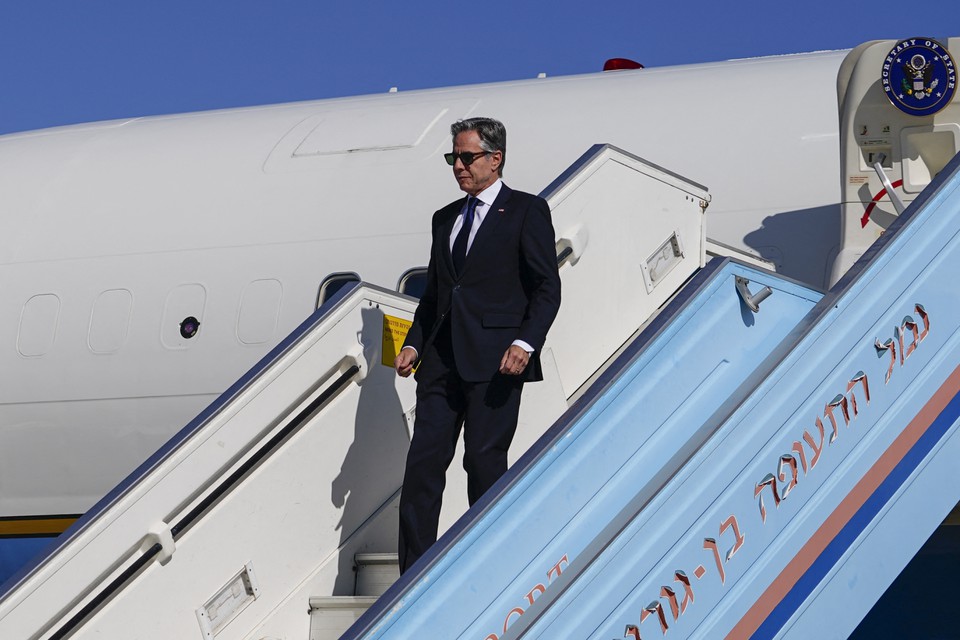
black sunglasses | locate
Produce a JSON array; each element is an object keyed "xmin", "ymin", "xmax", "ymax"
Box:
[{"xmin": 444, "ymin": 150, "xmax": 493, "ymax": 166}]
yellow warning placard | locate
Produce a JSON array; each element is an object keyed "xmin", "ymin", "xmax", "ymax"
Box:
[{"xmin": 382, "ymin": 314, "xmax": 413, "ymax": 367}]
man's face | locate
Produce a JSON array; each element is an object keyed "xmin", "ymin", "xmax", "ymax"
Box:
[{"xmin": 452, "ymin": 130, "xmax": 501, "ymax": 196}]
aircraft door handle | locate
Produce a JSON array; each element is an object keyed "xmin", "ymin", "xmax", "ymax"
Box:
[{"xmin": 872, "ymin": 153, "xmax": 906, "ymax": 215}]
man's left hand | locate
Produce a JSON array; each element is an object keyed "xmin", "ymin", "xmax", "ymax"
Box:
[{"xmin": 499, "ymin": 344, "xmax": 530, "ymax": 376}]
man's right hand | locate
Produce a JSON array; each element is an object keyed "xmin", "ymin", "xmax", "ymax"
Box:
[{"xmin": 394, "ymin": 347, "xmax": 417, "ymax": 377}]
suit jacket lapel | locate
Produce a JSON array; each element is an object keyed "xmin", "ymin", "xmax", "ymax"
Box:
[
  {"xmin": 440, "ymin": 197, "xmax": 465, "ymax": 277},
  {"xmin": 463, "ymin": 184, "xmax": 512, "ymax": 273}
]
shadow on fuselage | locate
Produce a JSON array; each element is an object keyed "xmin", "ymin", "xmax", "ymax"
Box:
[{"xmin": 742, "ymin": 203, "xmax": 841, "ymax": 290}]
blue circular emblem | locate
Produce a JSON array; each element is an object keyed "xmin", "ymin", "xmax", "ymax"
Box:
[{"xmin": 881, "ymin": 38, "xmax": 957, "ymax": 117}]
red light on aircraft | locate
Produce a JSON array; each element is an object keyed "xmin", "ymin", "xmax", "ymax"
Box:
[{"xmin": 603, "ymin": 58, "xmax": 644, "ymax": 71}]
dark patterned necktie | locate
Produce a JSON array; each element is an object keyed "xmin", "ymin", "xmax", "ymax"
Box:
[{"xmin": 452, "ymin": 196, "xmax": 478, "ymax": 275}]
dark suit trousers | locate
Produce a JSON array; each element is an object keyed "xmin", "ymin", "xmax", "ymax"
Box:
[{"xmin": 398, "ymin": 322, "xmax": 524, "ymax": 574}]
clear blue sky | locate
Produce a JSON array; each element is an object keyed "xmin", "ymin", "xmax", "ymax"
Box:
[{"xmin": 2, "ymin": 1, "xmax": 959, "ymax": 135}]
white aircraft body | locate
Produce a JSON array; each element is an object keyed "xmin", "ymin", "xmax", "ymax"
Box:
[{"xmin": 0, "ymin": 49, "xmax": 848, "ymax": 547}]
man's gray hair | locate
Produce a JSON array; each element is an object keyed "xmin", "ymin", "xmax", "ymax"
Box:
[{"xmin": 451, "ymin": 117, "xmax": 506, "ymax": 176}]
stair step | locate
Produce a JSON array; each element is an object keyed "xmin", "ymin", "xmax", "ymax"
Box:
[
  {"xmin": 355, "ymin": 553, "xmax": 399, "ymax": 597},
  {"xmin": 308, "ymin": 596, "xmax": 379, "ymax": 640}
]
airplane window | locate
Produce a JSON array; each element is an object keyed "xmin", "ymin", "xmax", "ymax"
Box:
[
  {"xmin": 398, "ymin": 268, "xmax": 428, "ymax": 299},
  {"xmin": 18, "ymin": 294, "xmax": 61, "ymax": 357},
  {"xmin": 89, "ymin": 289, "xmax": 133, "ymax": 353},
  {"xmin": 237, "ymin": 279, "xmax": 283, "ymax": 345},
  {"xmin": 317, "ymin": 272, "xmax": 360, "ymax": 308}
]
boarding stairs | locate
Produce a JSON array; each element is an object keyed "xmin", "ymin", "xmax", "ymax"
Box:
[
  {"xmin": 336, "ymin": 153, "xmax": 960, "ymax": 638},
  {"xmin": 314, "ymin": 251, "xmax": 827, "ymax": 640},
  {"xmin": 308, "ymin": 554, "xmax": 397, "ymax": 638},
  {"xmin": 0, "ymin": 144, "xmax": 728, "ymax": 640}
]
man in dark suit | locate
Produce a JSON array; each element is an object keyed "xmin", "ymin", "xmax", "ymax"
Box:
[{"xmin": 393, "ymin": 117, "xmax": 561, "ymax": 573}]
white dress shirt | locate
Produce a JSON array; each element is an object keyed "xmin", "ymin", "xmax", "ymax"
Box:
[{"xmin": 448, "ymin": 179, "xmax": 501, "ymax": 254}]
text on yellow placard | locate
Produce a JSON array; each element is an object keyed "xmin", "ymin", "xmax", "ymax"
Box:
[{"xmin": 382, "ymin": 314, "xmax": 413, "ymax": 367}]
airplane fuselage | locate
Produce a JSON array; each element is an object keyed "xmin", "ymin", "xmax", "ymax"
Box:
[{"xmin": 0, "ymin": 50, "xmax": 845, "ymax": 518}]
